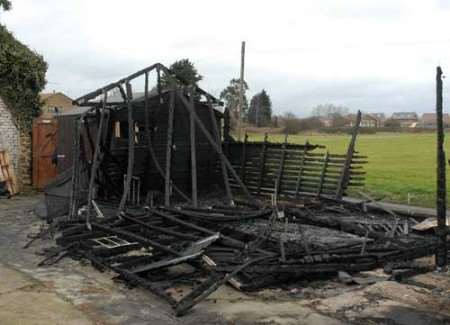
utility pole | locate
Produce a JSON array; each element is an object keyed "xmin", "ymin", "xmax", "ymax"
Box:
[
  {"xmin": 435, "ymin": 66, "xmax": 448, "ymax": 271},
  {"xmin": 237, "ymin": 41, "xmax": 245, "ymax": 141}
]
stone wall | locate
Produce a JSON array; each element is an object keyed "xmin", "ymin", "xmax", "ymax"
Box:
[{"xmin": 0, "ymin": 96, "xmax": 32, "ymax": 191}]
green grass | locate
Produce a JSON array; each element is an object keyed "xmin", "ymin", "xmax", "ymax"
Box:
[{"xmin": 245, "ymin": 132, "xmax": 448, "ymax": 208}]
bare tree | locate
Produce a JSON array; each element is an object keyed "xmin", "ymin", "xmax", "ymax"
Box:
[{"xmin": 311, "ymin": 104, "xmax": 349, "ymax": 118}]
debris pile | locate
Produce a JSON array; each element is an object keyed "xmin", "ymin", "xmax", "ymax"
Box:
[{"xmin": 49, "ymin": 199, "xmax": 438, "ymax": 316}]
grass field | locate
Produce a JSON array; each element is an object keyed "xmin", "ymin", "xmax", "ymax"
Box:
[{"xmin": 245, "ymin": 132, "xmax": 448, "ymax": 208}]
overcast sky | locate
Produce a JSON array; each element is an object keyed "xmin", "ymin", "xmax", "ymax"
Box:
[{"xmin": 2, "ymin": 0, "xmax": 450, "ymax": 117}]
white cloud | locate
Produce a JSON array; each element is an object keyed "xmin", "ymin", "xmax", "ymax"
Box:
[{"xmin": 2, "ymin": 0, "xmax": 450, "ymax": 116}]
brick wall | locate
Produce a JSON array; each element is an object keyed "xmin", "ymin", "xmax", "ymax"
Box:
[
  {"xmin": 0, "ymin": 96, "xmax": 32, "ymax": 190},
  {"xmin": 0, "ymin": 96, "xmax": 20, "ymax": 172}
]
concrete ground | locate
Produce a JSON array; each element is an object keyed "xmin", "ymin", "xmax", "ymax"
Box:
[{"xmin": 1, "ymin": 193, "xmax": 450, "ymax": 325}]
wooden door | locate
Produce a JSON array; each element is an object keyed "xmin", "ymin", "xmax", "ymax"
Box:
[{"xmin": 33, "ymin": 117, "xmax": 58, "ymax": 189}]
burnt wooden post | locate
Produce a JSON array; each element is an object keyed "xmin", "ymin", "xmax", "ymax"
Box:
[
  {"xmin": 275, "ymin": 134, "xmax": 288, "ymax": 198},
  {"xmin": 118, "ymin": 83, "xmax": 136, "ymax": 213},
  {"xmin": 336, "ymin": 110, "xmax": 362, "ymax": 200},
  {"xmin": 257, "ymin": 133, "xmax": 268, "ymax": 195},
  {"xmin": 223, "ymin": 107, "xmax": 231, "ymax": 157},
  {"xmin": 69, "ymin": 118, "xmax": 82, "ymax": 220},
  {"xmin": 317, "ymin": 151, "xmax": 329, "ymax": 197},
  {"xmin": 207, "ymin": 96, "xmax": 233, "ymax": 204},
  {"xmin": 164, "ymin": 84, "xmax": 176, "ymax": 206},
  {"xmin": 435, "ymin": 66, "xmax": 448, "ymax": 270},
  {"xmin": 189, "ymin": 88, "xmax": 198, "ymax": 207},
  {"xmin": 294, "ymin": 141, "xmax": 308, "ymax": 198},
  {"xmin": 86, "ymin": 91, "xmax": 107, "ymax": 224},
  {"xmin": 177, "ymin": 90, "xmax": 253, "ymax": 201},
  {"xmin": 240, "ymin": 133, "xmax": 248, "ymax": 183}
]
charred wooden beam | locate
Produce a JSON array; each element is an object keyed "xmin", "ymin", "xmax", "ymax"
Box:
[
  {"xmin": 336, "ymin": 110, "xmax": 361, "ymax": 200},
  {"xmin": 86, "ymin": 93, "xmax": 108, "ymax": 226},
  {"xmin": 294, "ymin": 141, "xmax": 308, "ymax": 198},
  {"xmin": 142, "ymin": 72, "xmax": 190, "ymax": 203},
  {"xmin": 257, "ymin": 133, "xmax": 269, "ymax": 195},
  {"xmin": 118, "ymin": 83, "xmax": 136, "ymax": 213},
  {"xmin": 164, "ymin": 85, "xmax": 176, "ymax": 206},
  {"xmin": 317, "ymin": 151, "xmax": 329, "ymax": 197},
  {"xmin": 207, "ymin": 97, "xmax": 233, "ymax": 204},
  {"xmin": 435, "ymin": 66, "xmax": 448, "ymax": 270},
  {"xmin": 275, "ymin": 134, "xmax": 288, "ymax": 198},
  {"xmin": 189, "ymin": 89, "xmax": 198, "ymax": 207}
]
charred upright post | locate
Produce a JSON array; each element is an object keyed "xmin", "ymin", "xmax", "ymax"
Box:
[
  {"xmin": 435, "ymin": 66, "xmax": 448, "ymax": 270},
  {"xmin": 164, "ymin": 83, "xmax": 176, "ymax": 206},
  {"xmin": 336, "ymin": 110, "xmax": 362, "ymax": 200},
  {"xmin": 189, "ymin": 88, "xmax": 198, "ymax": 207},
  {"xmin": 118, "ymin": 83, "xmax": 135, "ymax": 213}
]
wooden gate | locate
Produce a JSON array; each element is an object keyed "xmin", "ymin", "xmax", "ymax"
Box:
[{"xmin": 33, "ymin": 117, "xmax": 58, "ymax": 189}]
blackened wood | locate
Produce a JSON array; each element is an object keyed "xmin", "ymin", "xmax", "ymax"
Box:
[
  {"xmin": 86, "ymin": 92, "xmax": 107, "ymax": 223},
  {"xmin": 164, "ymin": 86, "xmax": 176, "ymax": 206},
  {"xmin": 336, "ymin": 110, "xmax": 361, "ymax": 200},
  {"xmin": 189, "ymin": 89, "xmax": 198, "ymax": 207},
  {"xmin": 257, "ymin": 133, "xmax": 269, "ymax": 195},
  {"xmin": 118, "ymin": 83, "xmax": 136, "ymax": 213},
  {"xmin": 317, "ymin": 151, "xmax": 329, "ymax": 197},
  {"xmin": 275, "ymin": 134, "xmax": 288, "ymax": 198},
  {"xmin": 91, "ymin": 222, "xmax": 181, "ymax": 256},
  {"xmin": 294, "ymin": 141, "xmax": 308, "ymax": 197},
  {"xmin": 69, "ymin": 119, "xmax": 82, "ymax": 219},
  {"xmin": 435, "ymin": 66, "xmax": 448, "ymax": 269},
  {"xmin": 143, "ymin": 73, "xmax": 190, "ymax": 202},
  {"xmin": 240, "ymin": 133, "xmax": 248, "ymax": 183},
  {"xmin": 207, "ymin": 96, "xmax": 233, "ymax": 204},
  {"xmin": 177, "ymin": 91, "xmax": 254, "ymax": 201}
]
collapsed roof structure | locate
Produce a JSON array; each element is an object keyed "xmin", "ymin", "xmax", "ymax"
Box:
[{"xmin": 42, "ymin": 63, "xmax": 448, "ymax": 316}]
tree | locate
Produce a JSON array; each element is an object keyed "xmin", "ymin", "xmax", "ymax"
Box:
[
  {"xmin": 311, "ymin": 104, "xmax": 349, "ymax": 118},
  {"xmin": 219, "ymin": 78, "xmax": 249, "ymax": 125},
  {"xmin": 160, "ymin": 59, "xmax": 202, "ymax": 88},
  {"xmin": 248, "ymin": 90, "xmax": 272, "ymax": 127},
  {"xmin": 281, "ymin": 112, "xmax": 324, "ymax": 134},
  {"xmin": 330, "ymin": 113, "xmax": 349, "ymax": 127},
  {"xmin": 0, "ymin": 0, "xmax": 11, "ymax": 11},
  {"xmin": 272, "ymin": 115, "xmax": 279, "ymax": 128}
]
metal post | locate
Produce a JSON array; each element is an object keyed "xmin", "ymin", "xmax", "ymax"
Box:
[{"xmin": 435, "ymin": 66, "xmax": 448, "ymax": 270}]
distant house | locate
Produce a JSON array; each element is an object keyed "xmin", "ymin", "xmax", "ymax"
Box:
[
  {"xmin": 420, "ymin": 113, "xmax": 450, "ymax": 128},
  {"xmin": 347, "ymin": 113, "xmax": 382, "ymax": 128},
  {"xmin": 391, "ymin": 112, "xmax": 418, "ymax": 127},
  {"xmin": 40, "ymin": 92, "xmax": 74, "ymax": 116}
]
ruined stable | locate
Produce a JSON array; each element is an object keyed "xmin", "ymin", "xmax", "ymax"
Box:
[{"xmin": 43, "ymin": 63, "xmax": 446, "ymax": 316}]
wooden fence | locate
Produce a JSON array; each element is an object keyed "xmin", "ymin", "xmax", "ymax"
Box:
[{"xmin": 225, "ymin": 137, "xmax": 367, "ymax": 199}]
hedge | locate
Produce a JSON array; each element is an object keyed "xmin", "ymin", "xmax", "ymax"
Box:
[{"xmin": 0, "ymin": 24, "xmax": 47, "ymax": 130}]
